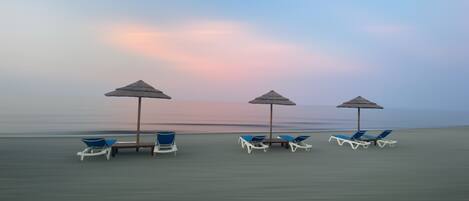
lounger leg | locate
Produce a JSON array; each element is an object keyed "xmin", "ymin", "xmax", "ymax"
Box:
[
  {"xmin": 111, "ymin": 147, "xmax": 116, "ymax": 157},
  {"xmin": 106, "ymin": 149, "xmax": 111, "ymax": 160},
  {"xmin": 338, "ymin": 139, "xmax": 345, "ymax": 146},
  {"xmin": 378, "ymin": 141, "xmax": 386, "ymax": 148},
  {"xmin": 377, "ymin": 141, "xmax": 384, "ymax": 148},
  {"xmin": 78, "ymin": 148, "xmax": 90, "ymax": 161},
  {"xmin": 351, "ymin": 142, "xmax": 358, "ymax": 150}
]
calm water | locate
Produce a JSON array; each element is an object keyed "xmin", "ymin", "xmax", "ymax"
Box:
[{"xmin": 1, "ymin": 100, "xmax": 469, "ymax": 136}]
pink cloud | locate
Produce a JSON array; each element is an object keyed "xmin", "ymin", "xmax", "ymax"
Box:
[{"xmin": 102, "ymin": 21, "xmax": 359, "ymax": 80}]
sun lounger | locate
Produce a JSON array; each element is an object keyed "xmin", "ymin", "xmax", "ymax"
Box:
[
  {"xmin": 238, "ymin": 135, "xmax": 264, "ymax": 148},
  {"xmin": 77, "ymin": 138, "xmax": 116, "ymax": 161},
  {"xmin": 361, "ymin": 130, "xmax": 397, "ymax": 148},
  {"xmin": 238, "ymin": 135, "xmax": 269, "ymax": 154},
  {"xmin": 154, "ymin": 131, "xmax": 178, "ymax": 156},
  {"xmin": 278, "ymin": 135, "xmax": 312, "ymax": 152},
  {"xmin": 328, "ymin": 130, "xmax": 371, "ymax": 150}
]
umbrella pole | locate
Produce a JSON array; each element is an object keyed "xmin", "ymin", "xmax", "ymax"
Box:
[
  {"xmin": 136, "ymin": 97, "xmax": 142, "ymax": 148},
  {"xmin": 357, "ymin": 107, "xmax": 361, "ymax": 131},
  {"xmin": 269, "ymin": 104, "xmax": 273, "ymax": 146}
]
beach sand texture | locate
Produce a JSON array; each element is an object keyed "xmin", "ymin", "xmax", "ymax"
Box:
[{"xmin": 1, "ymin": 127, "xmax": 468, "ymax": 201}]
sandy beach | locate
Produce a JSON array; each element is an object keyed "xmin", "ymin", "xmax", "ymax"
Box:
[{"xmin": 1, "ymin": 127, "xmax": 468, "ymax": 201}]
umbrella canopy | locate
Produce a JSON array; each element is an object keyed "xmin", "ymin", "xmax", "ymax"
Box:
[
  {"xmin": 105, "ymin": 80, "xmax": 171, "ymax": 99},
  {"xmin": 249, "ymin": 90, "xmax": 296, "ymax": 144},
  {"xmin": 337, "ymin": 96, "xmax": 383, "ymax": 131},
  {"xmin": 105, "ymin": 80, "xmax": 171, "ymax": 145},
  {"xmin": 249, "ymin": 90, "xmax": 296, "ymax": 105}
]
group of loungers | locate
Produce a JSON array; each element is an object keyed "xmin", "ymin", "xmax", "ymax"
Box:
[
  {"xmin": 77, "ymin": 131, "xmax": 178, "ymax": 161},
  {"xmin": 238, "ymin": 135, "xmax": 313, "ymax": 154},
  {"xmin": 239, "ymin": 130, "xmax": 397, "ymax": 154},
  {"xmin": 77, "ymin": 130, "xmax": 397, "ymax": 160},
  {"xmin": 329, "ymin": 130, "xmax": 397, "ymax": 150}
]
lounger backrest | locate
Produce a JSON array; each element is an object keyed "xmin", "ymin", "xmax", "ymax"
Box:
[
  {"xmin": 351, "ymin": 130, "xmax": 367, "ymax": 140},
  {"xmin": 241, "ymin": 135, "xmax": 254, "ymax": 141},
  {"xmin": 376, "ymin": 130, "xmax": 392, "ymax": 139},
  {"xmin": 294, "ymin": 136, "xmax": 310, "ymax": 142},
  {"xmin": 82, "ymin": 138, "xmax": 107, "ymax": 148},
  {"xmin": 279, "ymin": 135, "xmax": 294, "ymax": 142},
  {"xmin": 157, "ymin": 131, "xmax": 176, "ymax": 145},
  {"xmin": 251, "ymin": 136, "xmax": 266, "ymax": 142}
]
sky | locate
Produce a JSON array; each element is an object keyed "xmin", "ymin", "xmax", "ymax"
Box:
[{"xmin": 1, "ymin": 0, "xmax": 469, "ymax": 110}]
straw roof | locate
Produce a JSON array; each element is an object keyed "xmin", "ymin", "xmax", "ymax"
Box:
[
  {"xmin": 105, "ymin": 80, "xmax": 171, "ymax": 99},
  {"xmin": 337, "ymin": 96, "xmax": 383, "ymax": 109},
  {"xmin": 249, "ymin": 90, "xmax": 296, "ymax": 105}
]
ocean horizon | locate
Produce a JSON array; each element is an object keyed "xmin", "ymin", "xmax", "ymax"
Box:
[{"xmin": 2, "ymin": 101, "xmax": 469, "ymax": 137}]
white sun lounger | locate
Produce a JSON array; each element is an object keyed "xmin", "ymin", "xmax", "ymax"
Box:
[
  {"xmin": 154, "ymin": 132, "xmax": 178, "ymax": 156},
  {"xmin": 361, "ymin": 130, "xmax": 397, "ymax": 148},
  {"xmin": 278, "ymin": 135, "xmax": 312, "ymax": 152},
  {"xmin": 77, "ymin": 138, "xmax": 116, "ymax": 161},
  {"xmin": 238, "ymin": 135, "xmax": 269, "ymax": 154},
  {"xmin": 328, "ymin": 131, "xmax": 371, "ymax": 150},
  {"xmin": 329, "ymin": 135, "xmax": 371, "ymax": 150}
]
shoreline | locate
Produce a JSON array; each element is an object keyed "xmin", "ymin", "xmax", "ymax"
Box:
[{"xmin": 1, "ymin": 125, "xmax": 468, "ymax": 138}]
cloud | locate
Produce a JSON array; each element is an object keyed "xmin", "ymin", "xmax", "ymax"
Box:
[
  {"xmin": 102, "ymin": 20, "xmax": 360, "ymax": 80},
  {"xmin": 363, "ymin": 24, "xmax": 413, "ymax": 39}
]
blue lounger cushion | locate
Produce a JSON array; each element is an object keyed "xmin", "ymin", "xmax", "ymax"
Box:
[
  {"xmin": 241, "ymin": 135, "xmax": 265, "ymax": 142},
  {"xmin": 105, "ymin": 139, "xmax": 117, "ymax": 146},
  {"xmin": 241, "ymin": 135, "xmax": 253, "ymax": 141},
  {"xmin": 361, "ymin": 130, "xmax": 393, "ymax": 140},
  {"xmin": 82, "ymin": 138, "xmax": 116, "ymax": 148},
  {"xmin": 279, "ymin": 135, "xmax": 310, "ymax": 142},
  {"xmin": 294, "ymin": 136, "xmax": 310, "ymax": 142},
  {"xmin": 332, "ymin": 134, "xmax": 354, "ymax": 140},
  {"xmin": 157, "ymin": 131, "xmax": 176, "ymax": 145},
  {"xmin": 278, "ymin": 135, "xmax": 295, "ymax": 142}
]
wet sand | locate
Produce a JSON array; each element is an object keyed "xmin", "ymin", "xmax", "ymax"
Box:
[{"xmin": 1, "ymin": 127, "xmax": 468, "ymax": 201}]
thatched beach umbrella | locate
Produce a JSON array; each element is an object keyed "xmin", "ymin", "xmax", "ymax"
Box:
[
  {"xmin": 105, "ymin": 80, "xmax": 171, "ymax": 145},
  {"xmin": 337, "ymin": 96, "xmax": 383, "ymax": 131},
  {"xmin": 249, "ymin": 90, "xmax": 296, "ymax": 145}
]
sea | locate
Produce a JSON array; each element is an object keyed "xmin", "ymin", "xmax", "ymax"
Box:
[{"xmin": 1, "ymin": 100, "xmax": 469, "ymax": 137}]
